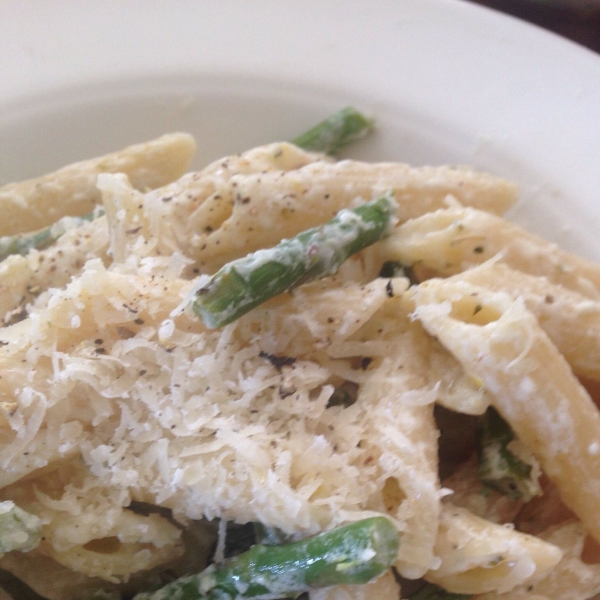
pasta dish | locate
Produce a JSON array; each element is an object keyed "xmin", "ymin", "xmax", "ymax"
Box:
[{"xmin": 0, "ymin": 109, "xmax": 598, "ymax": 600}]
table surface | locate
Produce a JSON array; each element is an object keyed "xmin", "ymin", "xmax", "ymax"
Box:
[{"xmin": 467, "ymin": 0, "xmax": 600, "ymax": 53}]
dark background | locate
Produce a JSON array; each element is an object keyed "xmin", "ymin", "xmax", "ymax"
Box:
[{"xmin": 467, "ymin": 0, "xmax": 600, "ymax": 53}]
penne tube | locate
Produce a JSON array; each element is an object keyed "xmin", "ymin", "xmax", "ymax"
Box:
[
  {"xmin": 412, "ymin": 278, "xmax": 600, "ymax": 544},
  {"xmin": 453, "ymin": 261, "xmax": 600, "ymax": 380},
  {"xmin": 473, "ymin": 521, "xmax": 600, "ymax": 600},
  {"xmin": 187, "ymin": 162, "xmax": 518, "ymax": 272},
  {"xmin": 8, "ymin": 134, "xmax": 599, "ymax": 595},
  {"xmin": 40, "ymin": 511, "xmax": 184, "ymax": 582},
  {"xmin": 426, "ymin": 505, "xmax": 562, "ymax": 594},
  {"xmin": 0, "ymin": 133, "xmax": 196, "ymax": 237},
  {"xmin": 383, "ymin": 207, "xmax": 600, "ymax": 299},
  {"xmin": 0, "ymin": 142, "xmax": 322, "ymax": 323}
]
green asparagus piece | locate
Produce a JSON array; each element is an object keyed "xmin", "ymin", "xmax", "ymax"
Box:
[
  {"xmin": 133, "ymin": 516, "xmax": 399, "ymax": 600},
  {"xmin": 408, "ymin": 583, "xmax": 471, "ymax": 600},
  {"xmin": 292, "ymin": 106, "xmax": 375, "ymax": 155},
  {"xmin": 477, "ymin": 407, "xmax": 539, "ymax": 501},
  {"xmin": 192, "ymin": 194, "xmax": 397, "ymax": 328},
  {"xmin": 0, "ymin": 501, "xmax": 41, "ymax": 553},
  {"xmin": 0, "ymin": 207, "xmax": 103, "ymax": 263}
]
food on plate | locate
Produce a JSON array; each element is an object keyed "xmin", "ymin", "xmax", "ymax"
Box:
[
  {"xmin": 133, "ymin": 516, "xmax": 399, "ymax": 600},
  {"xmin": 0, "ymin": 109, "xmax": 599, "ymax": 599},
  {"xmin": 191, "ymin": 194, "xmax": 398, "ymax": 328},
  {"xmin": 290, "ymin": 105, "xmax": 375, "ymax": 155},
  {"xmin": 0, "ymin": 133, "xmax": 196, "ymax": 237}
]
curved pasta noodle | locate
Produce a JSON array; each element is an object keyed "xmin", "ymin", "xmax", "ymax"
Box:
[
  {"xmin": 0, "ymin": 260, "xmax": 446, "ymax": 580},
  {"xmin": 2, "ymin": 139, "xmax": 595, "ymax": 597},
  {"xmin": 474, "ymin": 521, "xmax": 600, "ymax": 600},
  {"xmin": 383, "ymin": 207, "xmax": 600, "ymax": 298},
  {"xmin": 450, "ymin": 261, "xmax": 600, "ymax": 380},
  {"xmin": 0, "ymin": 459, "xmax": 183, "ymax": 582},
  {"xmin": 0, "ymin": 133, "xmax": 196, "ymax": 236},
  {"xmin": 0, "ymin": 141, "xmax": 323, "ymax": 323},
  {"xmin": 412, "ymin": 278, "xmax": 600, "ymax": 545},
  {"xmin": 41, "ymin": 530, "xmax": 182, "ymax": 583},
  {"xmin": 426, "ymin": 505, "xmax": 562, "ymax": 594},
  {"xmin": 190, "ymin": 162, "xmax": 517, "ymax": 272}
]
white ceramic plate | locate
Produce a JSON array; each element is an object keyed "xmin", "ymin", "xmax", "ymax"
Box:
[{"xmin": 1, "ymin": 0, "xmax": 599, "ymax": 258}]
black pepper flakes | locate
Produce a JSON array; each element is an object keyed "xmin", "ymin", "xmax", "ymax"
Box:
[
  {"xmin": 473, "ymin": 245, "xmax": 485, "ymax": 254},
  {"xmin": 259, "ymin": 350, "xmax": 296, "ymax": 371}
]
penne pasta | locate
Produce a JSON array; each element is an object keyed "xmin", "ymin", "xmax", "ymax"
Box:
[
  {"xmin": 412, "ymin": 278, "xmax": 600, "ymax": 545},
  {"xmin": 474, "ymin": 521, "xmax": 600, "ymax": 600},
  {"xmin": 187, "ymin": 162, "xmax": 518, "ymax": 273},
  {"xmin": 452, "ymin": 261, "xmax": 600, "ymax": 380},
  {"xmin": 0, "ymin": 142, "xmax": 324, "ymax": 324},
  {"xmin": 426, "ymin": 505, "xmax": 562, "ymax": 594},
  {"xmin": 383, "ymin": 207, "xmax": 600, "ymax": 299},
  {"xmin": 0, "ymin": 133, "xmax": 196, "ymax": 237},
  {"xmin": 2, "ymin": 127, "xmax": 600, "ymax": 598}
]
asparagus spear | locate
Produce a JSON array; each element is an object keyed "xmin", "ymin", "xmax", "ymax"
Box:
[
  {"xmin": 192, "ymin": 194, "xmax": 397, "ymax": 328},
  {"xmin": 0, "ymin": 208, "xmax": 103, "ymax": 263},
  {"xmin": 408, "ymin": 583, "xmax": 471, "ymax": 600},
  {"xmin": 0, "ymin": 501, "xmax": 41, "ymax": 553},
  {"xmin": 292, "ymin": 106, "xmax": 374, "ymax": 155},
  {"xmin": 477, "ymin": 407, "xmax": 539, "ymax": 501},
  {"xmin": 0, "ymin": 108, "xmax": 371, "ymax": 265},
  {"xmin": 133, "ymin": 516, "xmax": 399, "ymax": 600}
]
